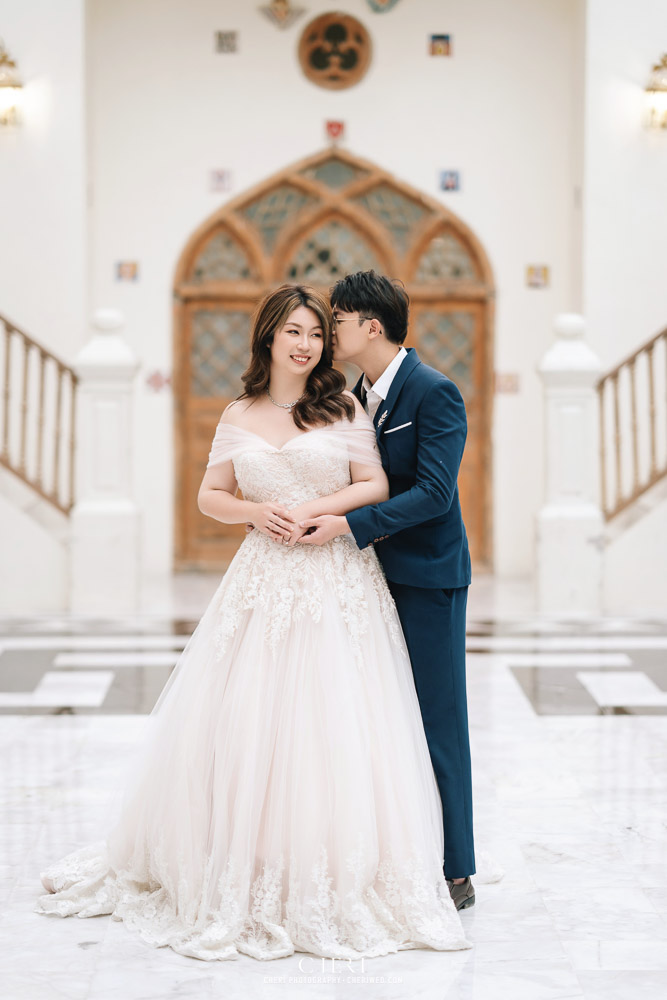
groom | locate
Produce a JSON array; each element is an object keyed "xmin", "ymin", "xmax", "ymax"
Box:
[{"xmin": 299, "ymin": 269, "xmax": 475, "ymax": 910}]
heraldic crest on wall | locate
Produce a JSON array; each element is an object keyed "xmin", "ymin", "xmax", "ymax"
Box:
[{"xmin": 298, "ymin": 12, "xmax": 372, "ymax": 90}]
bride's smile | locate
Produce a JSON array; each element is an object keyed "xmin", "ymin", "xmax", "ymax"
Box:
[{"xmin": 270, "ymin": 305, "xmax": 324, "ymax": 386}]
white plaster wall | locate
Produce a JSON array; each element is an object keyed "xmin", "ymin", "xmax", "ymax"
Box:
[
  {"xmin": 0, "ymin": 469, "xmax": 68, "ymax": 613},
  {"xmin": 604, "ymin": 487, "xmax": 667, "ymax": 615},
  {"xmin": 582, "ymin": 0, "xmax": 667, "ymax": 367},
  {"xmin": 0, "ymin": 0, "xmax": 86, "ymax": 609},
  {"xmin": 582, "ymin": 0, "xmax": 667, "ymax": 612},
  {"xmin": 87, "ymin": 0, "xmax": 583, "ymax": 585},
  {"xmin": 0, "ymin": 0, "xmax": 87, "ymax": 359}
]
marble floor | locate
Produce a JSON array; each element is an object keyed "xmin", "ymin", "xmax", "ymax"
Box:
[{"xmin": 1, "ymin": 576, "xmax": 666, "ymax": 999}]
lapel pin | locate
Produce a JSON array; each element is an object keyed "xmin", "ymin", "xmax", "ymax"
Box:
[{"xmin": 377, "ymin": 410, "xmax": 388, "ymax": 429}]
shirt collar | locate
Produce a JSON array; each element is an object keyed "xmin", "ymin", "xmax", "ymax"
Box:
[{"xmin": 362, "ymin": 346, "xmax": 407, "ymax": 400}]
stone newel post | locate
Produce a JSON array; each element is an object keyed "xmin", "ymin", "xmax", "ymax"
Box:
[
  {"xmin": 69, "ymin": 309, "xmax": 141, "ymax": 613},
  {"xmin": 537, "ymin": 314, "xmax": 604, "ymax": 615}
]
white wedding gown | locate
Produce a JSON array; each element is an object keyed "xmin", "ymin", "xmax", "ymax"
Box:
[{"xmin": 35, "ymin": 411, "xmax": 496, "ymax": 961}]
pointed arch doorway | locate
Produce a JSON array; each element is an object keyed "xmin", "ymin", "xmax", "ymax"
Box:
[{"xmin": 173, "ymin": 149, "xmax": 494, "ymax": 570}]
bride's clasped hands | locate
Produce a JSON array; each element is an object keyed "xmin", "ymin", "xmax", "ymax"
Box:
[{"xmin": 250, "ymin": 503, "xmax": 347, "ymax": 548}]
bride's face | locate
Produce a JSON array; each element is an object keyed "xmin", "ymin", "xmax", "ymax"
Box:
[{"xmin": 270, "ymin": 306, "xmax": 324, "ymax": 377}]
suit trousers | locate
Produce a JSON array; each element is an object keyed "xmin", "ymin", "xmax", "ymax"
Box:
[{"xmin": 387, "ymin": 581, "xmax": 475, "ymax": 879}]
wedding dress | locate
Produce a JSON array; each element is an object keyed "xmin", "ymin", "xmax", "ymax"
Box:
[{"xmin": 35, "ymin": 411, "xmax": 491, "ymax": 961}]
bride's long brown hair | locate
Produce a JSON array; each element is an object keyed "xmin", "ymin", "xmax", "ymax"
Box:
[{"xmin": 238, "ymin": 284, "xmax": 355, "ymax": 430}]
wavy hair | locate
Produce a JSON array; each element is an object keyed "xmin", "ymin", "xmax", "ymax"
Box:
[{"xmin": 238, "ymin": 284, "xmax": 355, "ymax": 430}]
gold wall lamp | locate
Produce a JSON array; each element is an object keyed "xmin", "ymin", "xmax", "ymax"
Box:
[
  {"xmin": 0, "ymin": 38, "xmax": 23, "ymax": 126},
  {"xmin": 645, "ymin": 54, "xmax": 667, "ymax": 130}
]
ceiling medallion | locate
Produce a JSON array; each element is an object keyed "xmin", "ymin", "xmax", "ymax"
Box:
[{"xmin": 298, "ymin": 12, "xmax": 372, "ymax": 90}]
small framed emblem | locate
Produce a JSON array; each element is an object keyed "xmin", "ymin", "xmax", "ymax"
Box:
[
  {"xmin": 210, "ymin": 169, "xmax": 233, "ymax": 192},
  {"xmin": 116, "ymin": 261, "xmax": 139, "ymax": 282},
  {"xmin": 494, "ymin": 373, "xmax": 520, "ymax": 394},
  {"xmin": 439, "ymin": 170, "xmax": 460, "ymax": 191},
  {"xmin": 526, "ymin": 265, "xmax": 550, "ymax": 288},
  {"xmin": 430, "ymin": 34, "xmax": 452, "ymax": 56},
  {"xmin": 326, "ymin": 120, "xmax": 345, "ymax": 143},
  {"xmin": 145, "ymin": 370, "xmax": 172, "ymax": 393},
  {"xmin": 215, "ymin": 31, "xmax": 238, "ymax": 53}
]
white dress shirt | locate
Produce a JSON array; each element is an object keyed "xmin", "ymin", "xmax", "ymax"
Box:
[{"xmin": 362, "ymin": 347, "xmax": 408, "ymax": 421}]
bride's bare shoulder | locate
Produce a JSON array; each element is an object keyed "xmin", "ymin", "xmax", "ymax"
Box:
[{"xmin": 218, "ymin": 398, "xmax": 255, "ymax": 427}]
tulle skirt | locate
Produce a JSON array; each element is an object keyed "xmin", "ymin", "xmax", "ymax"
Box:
[{"xmin": 35, "ymin": 533, "xmax": 481, "ymax": 961}]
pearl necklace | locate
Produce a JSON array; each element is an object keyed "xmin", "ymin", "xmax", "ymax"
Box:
[{"xmin": 266, "ymin": 387, "xmax": 304, "ymax": 413}]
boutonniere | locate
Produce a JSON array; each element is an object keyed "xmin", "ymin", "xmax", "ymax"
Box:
[{"xmin": 377, "ymin": 410, "xmax": 388, "ymax": 429}]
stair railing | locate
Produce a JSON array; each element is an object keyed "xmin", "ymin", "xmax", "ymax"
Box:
[
  {"xmin": 597, "ymin": 325, "xmax": 667, "ymax": 520},
  {"xmin": 0, "ymin": 312, "xmax": 77, "ymax": 514}
]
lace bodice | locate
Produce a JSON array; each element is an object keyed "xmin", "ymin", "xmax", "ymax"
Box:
[
  {"xmin": 231, "ymin": 428, "xmax": 353, "ymax": 506},
  {"xmin": 206, "ymin": 423, "xmax": 400, "ymax": 663}
]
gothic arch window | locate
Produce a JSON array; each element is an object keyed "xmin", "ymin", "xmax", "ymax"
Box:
[
  {"xmin": 285, "ymin": 219, "xmax": 383, "ymax": 284},
  {"xmin": 188, "ymin": 228, "xmax": 257, "ymax": 284},
  {"xmin": 173, "ymin": 149, "xmax": 494, "ymax": 570},
  {"xmin": 413, "ymin": 230, "xmax": 479, "ymax": 283},
  {"xmin": 241, "ymin": 185, "xmax": 318, "ymax": 254}
]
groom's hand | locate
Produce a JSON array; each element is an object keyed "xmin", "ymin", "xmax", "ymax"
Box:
[{"xmin": 297, "ymin": 515, "xmax": 349, "ymax": 545}]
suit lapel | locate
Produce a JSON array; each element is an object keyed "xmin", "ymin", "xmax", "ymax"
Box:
[
  {"xmin": 374, "ymin": 348, "xmax": 421, "ymax": 441},
  {"xmin": 351, "ymin": 372, "xmax": 365, "ymax": 403}
]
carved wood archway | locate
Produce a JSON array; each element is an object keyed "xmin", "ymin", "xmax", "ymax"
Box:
[{"xmin": 173, "ymin": 148, "xmax": 495, "ymax": 570}]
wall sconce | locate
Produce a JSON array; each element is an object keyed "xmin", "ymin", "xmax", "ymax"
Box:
[
  {"xmin": 0, "ymin": 38, "xmax": 23, "ymax": 126},
  {"xmin": 645, "ymin": 54, "xmax": 667, "ymax": 130}
]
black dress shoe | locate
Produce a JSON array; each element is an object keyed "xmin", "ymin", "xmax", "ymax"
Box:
[{"xmin": 446, "ymin": 876, "xmax": 475, "ymax": 910}]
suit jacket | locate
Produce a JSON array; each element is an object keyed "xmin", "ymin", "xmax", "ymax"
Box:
[{"xmin": 346, "ymin": 348, "xmax": 471, "ymax": 589}]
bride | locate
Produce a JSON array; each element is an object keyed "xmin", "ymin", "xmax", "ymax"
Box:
[{"xmin": 35, "ymin": 283, "xmax": 477, "ymax": 961}]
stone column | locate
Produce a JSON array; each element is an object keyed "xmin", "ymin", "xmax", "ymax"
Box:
[
  {"xmin": 69, "ymin": 309, "xmax": 141, "ymax": 613},
  {"xmin": 536, "ymin": 314, "xmax": 604, "ymax": 615}
]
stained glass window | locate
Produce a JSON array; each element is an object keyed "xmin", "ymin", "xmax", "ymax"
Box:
[
  {"xmin": 191, "ymin": 310, "xmax": 251, "ymax": 397},
  {"xmin": 190, "ymin": 231, "xmax": 254, "ymax": 283},
  {"xmin": 285, "ymin": 220, "xmax": 381, "ymax": 284},
  {"xmin": 353, "ymin": 184, "xmax": 427, "ymax": 255},
  {"xmin": 415, "ymin": 232, "xmax": 477, "ymax": 282},
  {"xmin": 300, "ymin": 158, "xmax": 368, "ymax": 189},
  {"xmin": 242, "ymin": 185, "xmax": 318, "ymax": 253},
  {"xmin": 415, "ymin": 311, "xmax": 475, "ymax": 397}
]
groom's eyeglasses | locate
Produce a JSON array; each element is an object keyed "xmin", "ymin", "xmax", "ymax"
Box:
[{"xmin": 332, "ymin": 315, "xmax": 373, "ymax": 328}]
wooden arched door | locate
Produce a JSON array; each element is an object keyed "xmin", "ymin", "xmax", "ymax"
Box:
[{"xmin": 173, "ymin": 149, "xmax": 494, "ymax": 570}]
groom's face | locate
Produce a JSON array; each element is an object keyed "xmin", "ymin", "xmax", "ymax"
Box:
[{"xmin": 331, "ymin": 309, "xmax": 371, "ymax": 364}]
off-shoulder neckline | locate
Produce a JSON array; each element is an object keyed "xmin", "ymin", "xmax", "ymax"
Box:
[{"xmin": 220, "ymin": 423, "xmax": 329, "ymax": 452}]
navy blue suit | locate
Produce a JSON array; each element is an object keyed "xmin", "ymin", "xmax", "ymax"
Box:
[{"xmin": 346, "ymin": 348, "xmax": 475, "ymax": 878}]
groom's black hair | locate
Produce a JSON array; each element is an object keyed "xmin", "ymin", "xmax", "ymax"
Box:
[{"xmin": 330, "ymin": 270, "xmax": 410, "ymax": 345}]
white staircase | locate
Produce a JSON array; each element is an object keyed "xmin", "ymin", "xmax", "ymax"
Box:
[
  {"xmin": 537, "ymin": 317, "xmax": 667, "ymax": 616},
  {"xmin": 0, "ymin": 310, "xmax": 141, "ymax": 614}
]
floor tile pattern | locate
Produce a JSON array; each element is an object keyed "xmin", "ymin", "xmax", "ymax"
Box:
[{"xmin": 0, "ymin": 611, "xmax": 666, "ymax": 999}]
